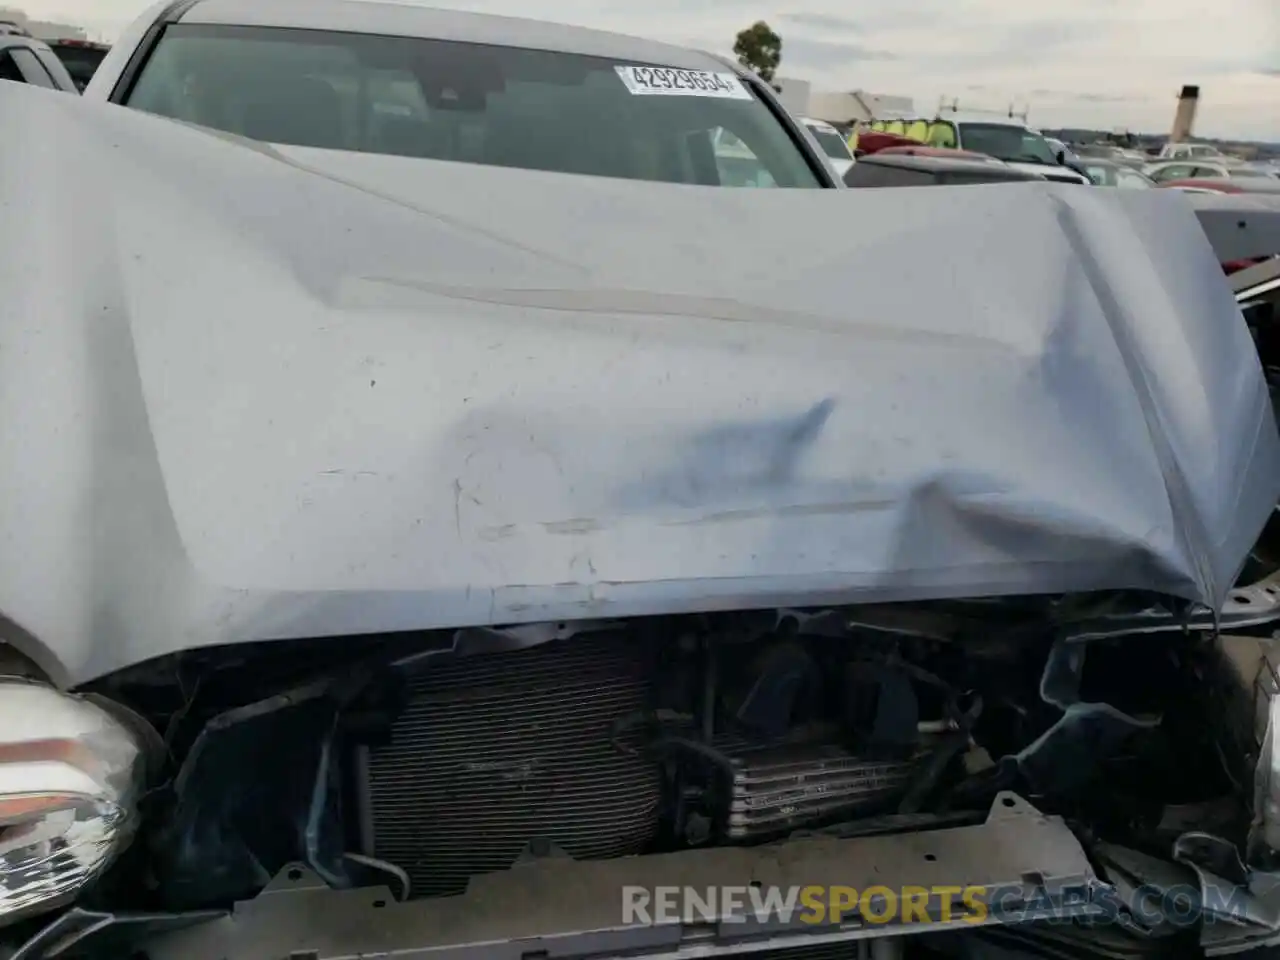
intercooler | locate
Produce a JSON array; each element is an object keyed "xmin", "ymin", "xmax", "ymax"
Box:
[
  {"xmin": 719, "ymin": 741, "xmax": 918, "ymax": 839},
  {"xmin": 361, "ymin": 633, "xmax": 663, "ymax": 898}
]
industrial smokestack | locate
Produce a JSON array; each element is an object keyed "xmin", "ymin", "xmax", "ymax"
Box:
[{"xmin": 1170, "ymin": 85, "xmax": 1200, "ymax": 143}]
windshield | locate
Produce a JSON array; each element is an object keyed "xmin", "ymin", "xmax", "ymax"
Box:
[
  {"xmin": 125, "ymin": 24, "xmax": 822, "ymax": 188},
  {"xmin": 806, "ymin": 125, "xmax": 851, "ymax": 160},
  {"xmin": 958, "ymin": 123, "xmax": 1057, "ymax": 164},
  {"xmin": 1115, "ymin": 168, "xmax": 1154, "ymax": 189},
  {"xmin": 47, "ymin": 42, "xmax": 106, "ymax": 91},
  {"xmin": 1083, "ymin": 163, "xmax": 1115, "ymax": 186}
]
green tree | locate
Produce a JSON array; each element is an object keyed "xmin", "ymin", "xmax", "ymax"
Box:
[{"xmin": 733, "ymin": 21, "xmax": 782, "ymax": 84}]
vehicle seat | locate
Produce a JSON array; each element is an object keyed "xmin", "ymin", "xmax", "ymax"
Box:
[
  {"xmin": 575, "ymin": 118, "xmax": 642, "ymax": 180},
  {"xmin": 372, "ymin": 115, "xmax": 453, "ymax": 160},
  {"xmin": 242, "ymin": 76, "xmax": 344, "ymax": 149},
  {"xmin": 482, "ymin": 112, "xmax": 571, "ymax": 174}
]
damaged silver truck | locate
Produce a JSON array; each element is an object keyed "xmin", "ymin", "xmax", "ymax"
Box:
[{"xmin": 2, "ymin": 0, "xmax": 1280, "ymax": 958}]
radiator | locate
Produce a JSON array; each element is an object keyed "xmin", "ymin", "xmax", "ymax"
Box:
[{"xmin": 362, "ymin": 633, "xmax": 662, "ymax": 898}]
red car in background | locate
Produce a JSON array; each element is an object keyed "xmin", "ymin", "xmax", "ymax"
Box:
[
  {"xmin": 1159, "ymin": 178, "xmax": 1280, "ymax": 196},
  {"xmin": 850, "ymin": 130, "xmax": 919, "ymax": 157}
]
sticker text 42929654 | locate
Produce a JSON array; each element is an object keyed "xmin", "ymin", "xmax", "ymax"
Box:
[{"xmin": 614, "ymin": 65, "xmax": 753, "ymax": 100}]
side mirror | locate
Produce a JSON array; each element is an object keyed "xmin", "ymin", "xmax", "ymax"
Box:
[{"xmin": 1055, "ymin": 150, "xmax": 1067, "ymax": 166}]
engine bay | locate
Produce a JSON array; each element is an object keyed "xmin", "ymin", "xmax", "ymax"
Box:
[
  {"xmin": 79, "ymin": 590, "xmax": 1273, "ymax": 942},
  {"xmin": 361, "ymin": 619, "xmax": 973, "ymax": 900}
]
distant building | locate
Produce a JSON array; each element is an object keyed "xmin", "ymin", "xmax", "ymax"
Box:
[
  {"xmin": 0, "ymin": 6, "xmax": 88, "ymax": 41},
  {"xmin": 852, "ymin": 92, "xmax": 915, "ymax": 120},
  {"xmin": 809, "ymin": 90, "xmax": 915, "ymax": 124},
  {"xmin": 772, "ymin": 77, "xmax": 811, "ymax": 116},
  {"xmin": 772, "ymin": 80, "xmax": 914, "ymax": 124}
]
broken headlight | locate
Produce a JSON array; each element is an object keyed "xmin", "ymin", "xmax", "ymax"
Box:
[{"xmin": 0, "ymin": 678, "xmax": 149, "ymax": 925}]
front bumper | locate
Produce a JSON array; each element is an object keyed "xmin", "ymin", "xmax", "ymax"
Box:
[{"xmin": 124, "ymin": 793, "xmax": 1103, "ymax": 960}]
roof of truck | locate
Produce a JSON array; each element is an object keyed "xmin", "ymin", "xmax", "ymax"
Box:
[
  {"xmin": 175, "ymin": 0, "xmax": 726, "ymax": 69},
  {"xmin": 940, "ymin": 113, "xmax": 1039, "ymax": 132}
]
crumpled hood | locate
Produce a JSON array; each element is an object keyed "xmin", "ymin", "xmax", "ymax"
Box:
[{"xmin": 1, "ymin": 85, "xmax": 1278, "ymax": 685}]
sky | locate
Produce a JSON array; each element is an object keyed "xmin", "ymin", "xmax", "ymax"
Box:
[{"xmin": 14, "ymin": 0, "xmax": 1280, "ymax": 139}]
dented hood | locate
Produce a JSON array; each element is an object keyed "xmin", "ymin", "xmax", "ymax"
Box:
[{"xmin": 1, "ymin": 86, "xmax": 1278, "ymax": 685}]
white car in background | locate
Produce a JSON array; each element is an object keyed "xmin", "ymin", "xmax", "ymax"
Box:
[
  {"xmin": 1143, "ymin": 159, "xmax": 1279, "ymax": 184},
  {"xmin": 799, "ymin": 116, "xmax": 854, "ymax": 176},
  {"xmin": 1043, "ymin": 136, "xmax": 1080, "ymax": 166},
  {"xmin": 1157, "ymin": 141, "xmax": 1241, "ymax": 163}
]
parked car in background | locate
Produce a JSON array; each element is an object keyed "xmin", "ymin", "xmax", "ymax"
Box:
[
  {"xmin": 1080, "ymin": 158, "xmax": 1155, "ymax": 189},
  {"xmin": 1044, "ymin": 136, "xmax": 1080, "ymax": 165},
  {"xmin": 1158, "ymin": 182, "xmax": 1280, "ymax": 272},
  {"xmin": 1159, "ymin": 177, "xmax": 1280, "ymax": 195},
  {"xmin": 0, "ymin": 20, "xmax": 79, "ymax": 92},
  {"xmin": 1073, "ymin": 143, "xmax": 1149, "ymax": 168},
  {"xmin": 1158, "ymin": 141, "xmax": 1238, "ymax": 163},
  {"xmin": 923, "ymin": 114, "xmax": 1092, "ymax": 183},
  {"xmin": 856, "ymin": 114, "xmax": 1090, "ymax": 183},
  {"xmin": 43, "ymin": 37, "xmax": 109, "ymax": 91},
  {"xmin": 1161, "ymin": 183, "xmax": 1280, "ymax": 273},
  {"xmin": 1145, "ymin": 160, "xmax": 1278, "ymax": 184},
  {"xmin": 844, "ymin": 152, "xmax": 1045, "ymax": 186},
  {"xmin": 1236, "ymin": 256, "xmax": 1280, "ymax": 309},
  {"xmin": 799, "ymin": 116, "xmax": 854, "ymax": 176}
]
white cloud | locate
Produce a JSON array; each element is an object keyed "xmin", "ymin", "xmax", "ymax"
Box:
[{"xmin": 16, "ymin": 0, "xmax": 1280, "ymax": 137}]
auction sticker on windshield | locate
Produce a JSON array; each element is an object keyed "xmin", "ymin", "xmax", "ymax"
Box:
[{"xmin": 615, "ymin": 66, "xmax": 752, "ymax": 100}]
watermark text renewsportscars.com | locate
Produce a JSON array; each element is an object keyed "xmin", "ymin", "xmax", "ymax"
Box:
[
  {"xmin": 625, "ymin": 885, "xmax": 990, "ymax": 926},
  {"xmin": 621, "ymin": 883, "xmax": 1257, "ymax": 928}
]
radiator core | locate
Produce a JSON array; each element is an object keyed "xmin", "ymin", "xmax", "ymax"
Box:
[{"xmin": 363, "ymin": 633, "xmax": 662, "ymax": 898}]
